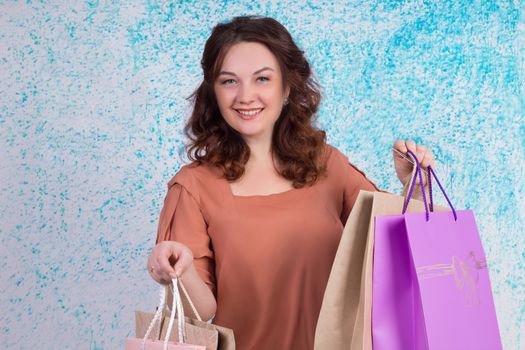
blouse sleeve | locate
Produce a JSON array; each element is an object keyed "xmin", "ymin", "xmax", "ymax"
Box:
[
  {"xmin": 340, "ymin": 161, "xmax": 385, "ymax": 224},
  {"xmin": 156, "ymin": 178, "xmax": 216, "ymax": 297}
]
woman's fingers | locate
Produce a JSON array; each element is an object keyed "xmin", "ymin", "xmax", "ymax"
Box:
[
  {"xmin": 416, "ymin": 144, "xmax": 427, "ymax": 162},
  {"xmin": 405, "ymin": 140, "xmax": 417, "ymax": 155},
  {"xmin": 393, "ymin": 139, "xmax": 437, "ymax": 187},
  {"xmin": 421, "ymin": 150, "xmax": 436, "ymax": 169},
  {"xmin": 393, "ymin": 139, "xmax": 408, "ymax": 153},
  {"xmin": 156, "ymin": 243, "xmax": 179, "ymax": 281},
  {"xmin": 147, "ymin": 252, "xmax": 164, "ymax": 284},
  {"xmin": 397, "ymin": 140, "xmax": 435, "ymax": 169},
  {"xmin": 147, "ymin": 241, "xmax": 194, "ymax": 284},
  {"xmin": 172, "ymin": 246, "xmax": 193, "ymax": 277}
]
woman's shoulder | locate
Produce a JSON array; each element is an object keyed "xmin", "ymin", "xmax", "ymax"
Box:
[
  {"xmin": 324, "ymin": 143, "xmax": 350, "ymax": 172},
  {"xmin": 324, "ymin": 143, "xmax": 382, "ymax": 191},
  {"xmin": 167, "ymin": 161, "xmax": 222, "ymax": 194},
  {"xmin": 323, "ymin": 143, "xmax": 373, "ymax": 182}
]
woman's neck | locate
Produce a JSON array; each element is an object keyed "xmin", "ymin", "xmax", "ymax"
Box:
[{"xmin": 244, "ymin": 137, "xmax": 276, "ymax": 170}]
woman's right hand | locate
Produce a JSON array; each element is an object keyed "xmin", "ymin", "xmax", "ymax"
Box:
[{"xmin": 147, "ymin": 241, "xmax": 194, "ymax": 284}]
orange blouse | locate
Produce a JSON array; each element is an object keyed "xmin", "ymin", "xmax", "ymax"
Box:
[{"xmin": 156, "ymin": 144, "xmax": 381, "ymax": 350}]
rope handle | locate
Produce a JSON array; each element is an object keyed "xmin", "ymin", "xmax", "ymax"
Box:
[
  {"xmin": 141, "ymin": 285, "xmax": 168, "ymax": 350},
  {"xmin": 168, "ymin": 279, "xmax": 203, "ymax": 322},
  {"xmin": 141, "ymin": 278, "xmax": 190, "ymax": 350},
  {"xmin": 428, "ymin": 165, "xmax": 458, "ymax": 220},
  {"xmin": 163, "ymin": 278, "xmax": 185, "ymax": 349},
  {"xmin": 402, "ymin": 150, "xmax": 430, "ymax": 220},
  {"xmin": 401, "ymin": 149, "xmax": 457, "ymax": 221}
]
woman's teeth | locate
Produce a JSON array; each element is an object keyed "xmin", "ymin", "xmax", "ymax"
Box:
[{"xmin": 237, "ymin": 109, "xmax": 262, "ymax": 116}]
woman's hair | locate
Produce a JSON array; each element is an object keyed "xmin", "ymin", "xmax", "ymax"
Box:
[{"xmin": 184, "ymin": 15, "xmax": 327, "ymax": 188}]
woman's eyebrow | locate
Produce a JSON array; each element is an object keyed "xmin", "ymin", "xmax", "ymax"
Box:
[{"xmin": 218, "ymin": 67, "xmax": 275, "ymax": 76}]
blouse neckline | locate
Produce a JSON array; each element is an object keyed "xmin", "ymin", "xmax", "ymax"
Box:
[
  {"xmin": 226, "ymin": 181, "xmax": 300, "ymax": 199},
  {"xmin": 202, "ymin": 162, "xmax": 307, "ymax": 199}
]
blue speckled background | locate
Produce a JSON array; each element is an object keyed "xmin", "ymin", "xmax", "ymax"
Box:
[{"xmin": 1, "ymin": 1, "xmax": 523, "ymax": 349}]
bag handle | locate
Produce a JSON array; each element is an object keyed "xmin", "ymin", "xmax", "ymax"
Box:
[
  {"xmin": 164, "ymin": 278, "xmax": 185, "ymax": 349},
  {"xmin": 141, "ymin": 278, "xmax": 189, "ymax": 350},
  {"xmin": 401, "ymin": 152, "xmax": 419, "ymax": 202},
  {"xmin": 141, "ymin": 284, "xmax": 167, "ymax": 348},
  {"xmin": 427, "ymin": 164, "xmax": 457, "ymax": 220},
  {"xmin": 168, "ymin": 279, "xmax": 203, "ymax": 322},
  {"xmin": 401, "ymin": 149, "xmax": 457, "ymax": 221},
  {"xmin": 402, "ymin": 150, "xmax": 429, "ymax": 220}
]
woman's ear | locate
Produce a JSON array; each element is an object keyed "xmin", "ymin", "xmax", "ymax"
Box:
[{"xmin": 284, "ymin": 85, "xmax": 290, "ymax": 100}]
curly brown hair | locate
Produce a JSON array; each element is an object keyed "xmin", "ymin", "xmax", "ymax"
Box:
[{"xmin": 184, "ymin": 15, "xmax": 328, "ymax": 188}]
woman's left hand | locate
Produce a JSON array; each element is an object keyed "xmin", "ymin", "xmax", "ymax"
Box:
[{"xmin": 393, "ymin": 139, "xmax": 436, "ymax": 186}]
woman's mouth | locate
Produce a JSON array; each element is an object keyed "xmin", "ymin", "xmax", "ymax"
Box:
[{"xmin": 235, "ymin": 108, "xmax": 263, "ymax": 120}]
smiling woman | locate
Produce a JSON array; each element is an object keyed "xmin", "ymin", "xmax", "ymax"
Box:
[
  {"xmin": 147, "ymin": 15, "xmax": 435, "ymax": 350},
  {"xmin": 183, "ymin": 16, "xmax": 327, "ymax": 188},
  {"xmin": 213, "ymin": 42, "xmax": 289, "ymax": 144}
]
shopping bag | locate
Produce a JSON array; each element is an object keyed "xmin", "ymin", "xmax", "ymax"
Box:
[
  {"xmin": 135, "ymin": 312, "xmax": 235, "ymax": 350},
  {"xmin": 135, "ymin": 283, "xmax": 235, "ymax": 350},
  {"xmin": 315, "ymin": 164, "xmax": 446, "ymax": 349},
  {"xmin": 125, "ymin": 338, "xmax": 203, "ymax": 350},
  {"xmin": 135, "ymin": 311, "xmax": 219, "ymax": 350},
  {"xmin": 125, "ymin": 278, "xmax": 206, "ymax": 350},
  {"xmin": 372, "ymin": 150, "xmax": 502, "ymax": 350}
]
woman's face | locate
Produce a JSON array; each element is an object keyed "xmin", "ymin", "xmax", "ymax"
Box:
[{"xmin": 214, "ymin": 41, "xmax": 290, "ymax": 143}]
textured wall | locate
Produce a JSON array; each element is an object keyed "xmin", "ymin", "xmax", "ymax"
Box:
[{"xmin": 1, "ymin": 1, "xmax": 523, "ymax": 349}]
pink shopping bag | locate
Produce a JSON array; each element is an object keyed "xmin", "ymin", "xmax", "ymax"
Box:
[{"xmin": 372, "ymin": 150, "xmax": 502, "ymax": 350}]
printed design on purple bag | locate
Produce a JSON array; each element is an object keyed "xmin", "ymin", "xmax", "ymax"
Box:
[{"xmin": 416, "ymin": 251, "xmax": 487, "ymax": 305}]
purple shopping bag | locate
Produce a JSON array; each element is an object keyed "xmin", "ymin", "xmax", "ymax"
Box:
[{"xmin": 372, "ymin": 150, "xmax": 502, "ymax": 350}]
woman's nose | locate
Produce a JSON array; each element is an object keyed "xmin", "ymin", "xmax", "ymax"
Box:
[{"xmin": 237, "ymin": 83, "xmax": 256, "ymax": 104}]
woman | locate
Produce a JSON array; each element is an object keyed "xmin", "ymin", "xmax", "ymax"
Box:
[{"xmin": 147, "ymin": 15, "xmax": 434, "ymax": 349}]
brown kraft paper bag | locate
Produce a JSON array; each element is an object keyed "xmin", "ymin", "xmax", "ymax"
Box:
[
  {"xmin": 315, "ymin": 187, "xmax": 447, "ymax": 350},
  {"xmin": 135, "ymin": 282, "xmax": 235, "ymax": 350},
  {"xmin": 135, "ymin": 310, "xmax": 235, "ymax": 350}
]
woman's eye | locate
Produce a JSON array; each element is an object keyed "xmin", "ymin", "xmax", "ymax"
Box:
[
  {"xmin": 221, "ymin": 79, "xmax": 235, "ymax": 85},
  {"xmin": 257, "ymin": 76, "xmax": 270, "ymax": 82}
]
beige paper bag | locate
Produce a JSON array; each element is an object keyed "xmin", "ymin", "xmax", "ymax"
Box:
[
  {"xmin": 315, "ymin": 189, "xmax": 447, "ymax": 350},
  {"xmin": 135, "ymin": 310, "xmax": 235, "ymax": 350}
]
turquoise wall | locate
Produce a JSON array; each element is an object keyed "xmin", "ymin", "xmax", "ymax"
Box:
[{"xmin": 1, "ymin": 1, "xmax": 523, "ymax": 349}]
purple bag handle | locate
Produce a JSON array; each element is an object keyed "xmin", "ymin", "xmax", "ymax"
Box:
[
  {"xmin": 401, "ymin": 149, "xmax": 457, "ymax": 221},
  {"xmin": 427, "ymin": 165, "xmax": 458, "ymax": 220},
  {"xmin": 402, "ymin": 150, "xmax": 429, "ymax": 220}
]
